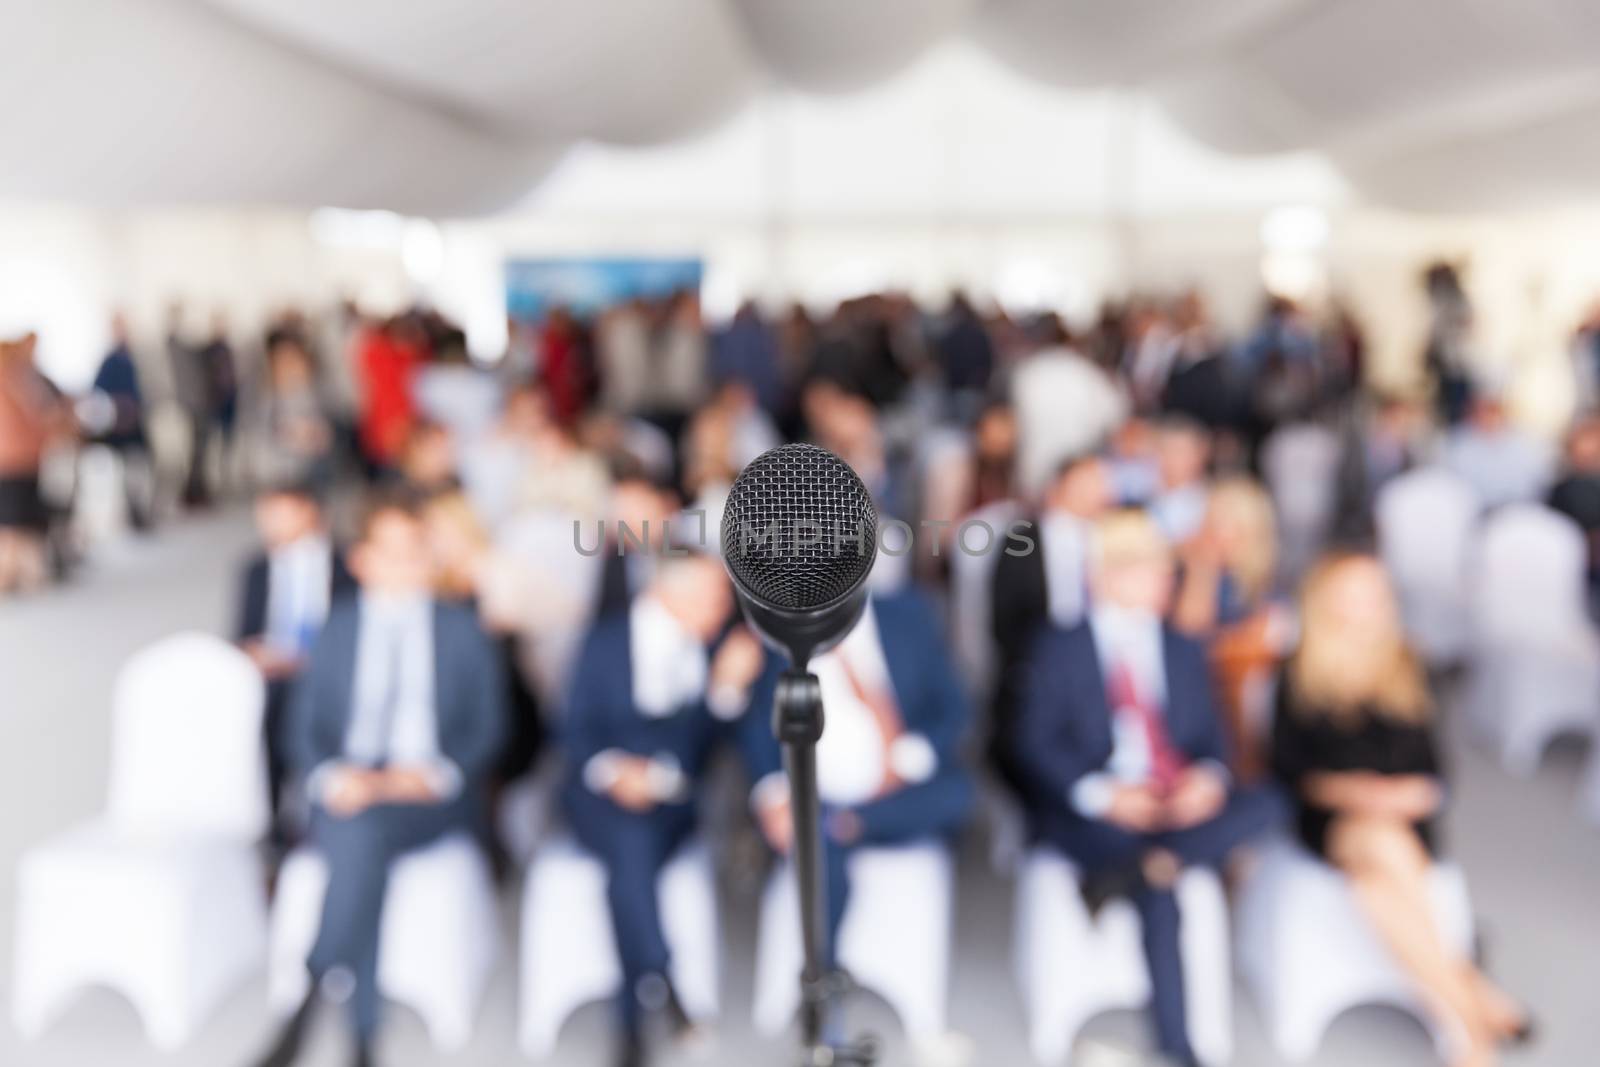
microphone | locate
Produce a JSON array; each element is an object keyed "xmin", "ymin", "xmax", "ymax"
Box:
[
  {"xmin": 720, "ymin": 443, "xmax": 879, "ymax": 668},
  {"xmin": 719, "ymin": 441, "xmax": 882, "ymax": 1066}
]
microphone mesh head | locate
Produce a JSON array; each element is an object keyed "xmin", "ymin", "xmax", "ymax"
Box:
[{"xmin": 721, "ymin": 443, "xmax": 878, "ymax": 611}]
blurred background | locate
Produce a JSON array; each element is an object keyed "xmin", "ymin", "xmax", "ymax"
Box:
[{"xmin": 3, "ymin": 2, "xmax": 1600, "ymax": 1066}]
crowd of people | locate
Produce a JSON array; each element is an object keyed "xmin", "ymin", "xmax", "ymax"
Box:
[{"xmin": 5, "ymin": 262, "xmax": 1588, "ymax": 1067}]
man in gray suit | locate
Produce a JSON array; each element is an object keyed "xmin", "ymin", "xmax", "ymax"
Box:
[{"xmin": 251, "ymin": 493, "xmax": 506, "ymax": 1067}]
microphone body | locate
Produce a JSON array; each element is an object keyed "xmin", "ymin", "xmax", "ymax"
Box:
[{"xmin": 718, "ymin": 443, "xmax": 881, "ymax": 1066}]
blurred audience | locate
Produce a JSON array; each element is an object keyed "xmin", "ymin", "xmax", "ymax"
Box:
[
  {"xmin": 0, "ymin": 332, "xmax": 61, "ymax": 592},
  {"xmin": 235, "ymin": 483, "xmax": 354, "ymax": 852},
  {"xmin": 87, "ymin": 312, "xmax": 155, "ymax": 530},
  {"xmin": 253, "ymin": 494, "xmax": 506, "ymax": 1067},
  {"xmin": 1272, "ymin": 554, "xmax": 1531, "ymax": 1067},
  {"xmin": 561, "ymin": 552, "xmax": 757, "ymax": 1067},
  {"xmin": 1011, "ymin": 510, "xmax": 1283, "ymax": 1067}
]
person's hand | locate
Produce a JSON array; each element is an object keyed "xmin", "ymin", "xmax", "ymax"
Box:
[
  {"xmin": 378, "ymin": 766, "xmax": 444, "ymax": 806},
  {"xmin": 710, "ymin": 627, "xmax": 764, "ymax": 694},
  {"xmin": 607, "ymin": 757, "xmax": 659, "ymax": 813},
  {"xmin": 1365, "ymin": 775, "xmax": 1443, "ymax": 820},
  {"xmin": 1163, "ymin": 766, "xmax": 1228, "ymax": 830},
  {"xmin": 827, "ymin": 809, "xmax": 864, "ymax": 846},
  {"xmin": 757, "ymin": 793, "xmax": 795, "ymax": 855},
  {"xmin": 324, "ymin": 767, "xmax": 382, "ymax": 818},
  {"xmin": 241, "ymin": 638, "xmax": 301, "ymax": 680},
  {"xmin": 1105, "ymin": 783, "xmax": 1165, "ymax": 833}
]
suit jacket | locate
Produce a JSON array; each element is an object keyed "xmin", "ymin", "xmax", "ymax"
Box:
[
  {"xmin": 562, "ymin": 613, "xmax": 739, "ymax": 803},
  {"xmin": 287, "ymin": 599, "xmax": 508, "ymax": 795},
  {"xmin": 1011, "ymin": 620, "xmax": 1227, "ymax": 814},
  {"xmin": 235, "ymin": 545, "xmax": 354, "ymax": 644},
  {"xmin": 740, "ymin": 588, "xmax": 972, "ymax": 786}
]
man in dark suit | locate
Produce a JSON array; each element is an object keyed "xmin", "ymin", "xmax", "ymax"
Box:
[
  {"xmin": 235, "ymin": 482, "xmax": 353, "ymax": 850},
  {"xmin": 250, "ymin": 494, "xmax": 506, "ymax": 1067},
  {"xmin": 743, "ymin": 585, "xmax": 976, "ymax": 969},
  {"xmin": 989, "ymin": 453, "xmax": 1113, "ymax": 803},
  {"xmin": 562, "ymin": 550, "xmax": 762, "ymax": 1067},
  {"xmin": 1011, "ymin": 510, "xmax": 1281, "ymax": 1067}
]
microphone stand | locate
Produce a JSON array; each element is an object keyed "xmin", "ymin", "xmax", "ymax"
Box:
[{"xmin": 774, "ymin": 668, "xmax": 878, "ymax": 1067}]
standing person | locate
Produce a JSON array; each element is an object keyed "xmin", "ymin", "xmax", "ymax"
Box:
[
  {"xmin": 1011, "ymin": 510, "xmax": 1282, "ymax": 1067},
  {"xmin": 248, "ymin": 494, "xmax": 506, "ymax": 1067},
  {"xmin": 167, "ymin": 303, "xmax": 213, "ymax": 508},
  {"xmin": 247, "ymin": 335, "xmax": 336, "ymax": 491},
  {"xmin": 87, "ymin": 313, "xmax": 155, "ymax": 530},
  {"xmin": 1271, "ymin": 554, "xmax": 1533, "ymax": 1067},
  {"xmin": 234, "ymin": 483, "xmax": 353, "ymax": 854},
  {"xmin": 0, "ymin": 334, "xmax": 61, "ymax": 592},
  {"xmin": 199, "ymin": 311, "xmax": 240, "ymax": 496},
  {"xmin": 355, "ymin": 315, "xmax": 423, "ymax": 476},
  {"xmin": 560, "ymin": 552, "xmax": 762, "ymax": 1067},
  {"xmin": 742, "ymin": 584, "xmax": 976, "ymax": 969},
  {"xmin": 710, "ymin": 300, "xmax": 783, "ymax": 417}
]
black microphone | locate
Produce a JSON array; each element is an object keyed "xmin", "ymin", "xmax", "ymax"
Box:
[
  {"xmin": 720, "ymin": 442, "xmax": 879, "ymax": 667},
  {"xmin": 720, "ymin": 441, "xmax": 882, "ymax": 1066}
]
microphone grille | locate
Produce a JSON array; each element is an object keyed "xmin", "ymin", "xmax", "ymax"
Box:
[{"xmin": 721, "ymin": 443, "xmax": 879, "ymax": 611}]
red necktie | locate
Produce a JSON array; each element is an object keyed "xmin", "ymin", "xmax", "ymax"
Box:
[{"xmin": 1107, "ymin": 659, "xmax": 1185, "ymax": 794}]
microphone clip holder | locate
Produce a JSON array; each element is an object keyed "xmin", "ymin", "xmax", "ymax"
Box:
[{"xmin": 773, "ymin": 668, "xmax": 879, "ymax": 1067}]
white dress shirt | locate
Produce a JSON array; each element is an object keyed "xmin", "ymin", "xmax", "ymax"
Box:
[
  {"xmin": 1038, "ymin": 510, "xmax": 1090, "ymax": 628},
  {"xmin": 265, "ymin": 534, "xmax": 332, "ymax": 654},
  {"xmin": 755, "ymin": 604, "xmax": 938, "ymax": 812},
  {"xmin": 314, "ymin": 592, "xmax": 459, "ymax": 800},
  {"xmin": 1071, "ymin": 604, "xmax": 1227, "ymax": 818},
  {"xmin": 582, "ymin": 595, "xmax": 725, "ymax": 804}
]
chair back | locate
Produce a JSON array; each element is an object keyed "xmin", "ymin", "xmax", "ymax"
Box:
[
  {"xmin": 1472, "ymin": 504, "xmax": 1595, "ymax": 650},
  {"xmin": 1261, "ymin": 422, "xmax": 1341, "ymax": 581},
  {"xmin": 1376, "ymin": 466, "xmax": 1479, "ymax": 660},
  {"xmin": 106, "ymin": 631, "xmax": 268, "ymax": 839}
]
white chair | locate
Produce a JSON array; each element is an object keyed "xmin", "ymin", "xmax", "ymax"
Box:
[
  {"xmin": 1235, "ymin": 839, "xmax": 1474, "ymax": 1062},
  {"xmin": 12, "ymin": 633, "xmax": 268, "ymax": 1049},
  {"xmin": 1262, "ymin": 422, "xmax": 1342, "ymax": 582},
  {"xmin": 269, "ymin": 833, "xmax": 499, "ymax": 1051},
  {"xmin": 1013, "ymin": 849, "xmax": 1232, "ymax": 1066},
  {"xmin": 1376, "ymin": 466, "xmax": 1480, "ymax": 664},
  {"xmin": 519, "ymin": 837, "xmax": 719, "ymax": 1058},
  {"xmin": 1464, "ymin": 504, "xmax": 1600, "ymax": 775},
  {"xmin": 754, "ymin": 842, "xmax": 954, "ymax": 1043}
]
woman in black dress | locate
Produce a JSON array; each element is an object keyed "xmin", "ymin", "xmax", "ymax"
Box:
[{"xmin": 1272, "ymin": 552, "xmax": 1529, "ymax": 1067}]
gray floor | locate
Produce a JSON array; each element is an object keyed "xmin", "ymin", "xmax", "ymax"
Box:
[{"xmin": 2, "ymin": 512, "xmax": 1597, "ymax": 1067}]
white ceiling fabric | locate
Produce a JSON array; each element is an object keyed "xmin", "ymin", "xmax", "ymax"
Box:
[{"xmin": 4, "ymin": 0, "xmax": 1600, "ymax": 214}]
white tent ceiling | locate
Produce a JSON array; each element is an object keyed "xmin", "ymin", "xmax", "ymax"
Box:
[{"xmin": 5, "ymin": 0, "xmax": 1600, "ymax": 215}]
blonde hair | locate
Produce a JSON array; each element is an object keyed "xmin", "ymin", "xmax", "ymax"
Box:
[
  {"xmin": 1207, "ymin": 477, "xmax": 1278, "ymax": 605},
  {"xmin": 1091, "ymin": 508, "xmax": 1172, "ymax": 573},
  {"xmin": 422, "ymin": 491, "xmax": 490, "ymax": 599},
  {"xmin": 1290, "ymin": 552, "xmax": 1431, "ymax": 723}
]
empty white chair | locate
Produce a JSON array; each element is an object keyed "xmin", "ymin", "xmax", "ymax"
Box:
[
  {"xmin": 269, "ymin": 833, "xmax": 499, "ymax": 1051},
  {"xmin": 1464, "ymin": 504, "xmax": 1600, "ymax": 774},
  {"xmin": 1235, "ymin": 839, "xmax": 1474, "ymax": 1062},
  {"xmin": 1013, "ymin": 849, "xmax": 1232, "ymax": 1066},
  {"xmin": 754, "ymin": 842, "xmax": 954, "ymax": 1043},
  {"xmin": 520, "ymin": 837, "xmax": 719, "ymax": 1057},
  {"xmin": 1376, "ymin": 466, "xmax": 1480, "ymax": 664},
  {"xmin": 12, "ymin": 633, "xmax": 268, "ymax": 1049}
]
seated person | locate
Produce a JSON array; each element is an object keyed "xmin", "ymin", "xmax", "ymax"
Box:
[
  {"xmin": 250, "ymin": 493, "xmax": 507, "ymax": 1067},
  {"xmin": 234, "ymin": 482, "xmax": 353, "ymax": 850},
  {"xmin": 561, "ymin": 551, "xmax": 764, "ymax": 1067},
  {"xmin": 989, "ymin": 453, "xmax": 1114, "ymax": 802},
  {"xmin": 1272, "ymin": 553, "xmax": 1532, "ymax": 1067},
  {"xmin": 743, "ymin": 583, "xmax": 976, "ymax": 972},
  {"xmin": 1011, "ymin": 509, "xmax": 1282, "ymax": 1067}
]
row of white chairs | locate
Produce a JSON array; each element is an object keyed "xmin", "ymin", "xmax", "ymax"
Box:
[
  {"xmin": 1377, "ymin": 469, "xmax": 1600, "ymax": 806},
  {"xmin": 13, "ymin": 632, "xmax": 1495, "ymax": 1065}
]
